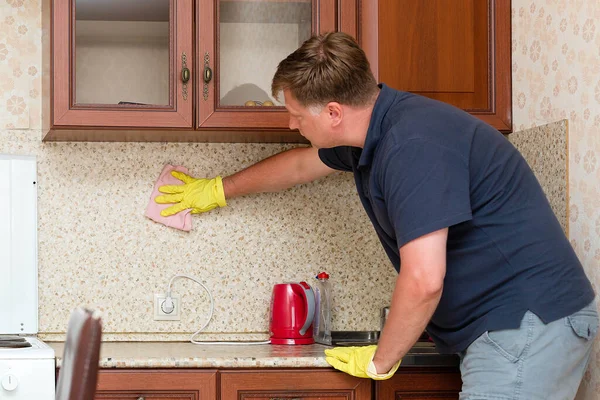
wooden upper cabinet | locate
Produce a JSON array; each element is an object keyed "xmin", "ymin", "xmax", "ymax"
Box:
[
  {"xmin": 46, "ymin": 0, "xmax": 359, "ymax": 142},
  {"xmin": 361, "ymin": 0, "xmax": 512, "ymax": 132},
  {"xmin": 50, "ymin": 0, "xmax": 194, "ymax": 134},
  {"xmin": 196, "ymin": 0, "xmax": 355, "ymax": 138},
  {"xmin": 46, "ymin": 0, "xmax": 511, "ymax": 141}
]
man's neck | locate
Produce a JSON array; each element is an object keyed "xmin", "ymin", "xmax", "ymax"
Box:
[
  {"xmin": 340, "ymin": 89, "xmax": 380, "ymax": 148},
  {"xmin": 340, "ymin": 103, "xmax": 375, "ymax": 148}
]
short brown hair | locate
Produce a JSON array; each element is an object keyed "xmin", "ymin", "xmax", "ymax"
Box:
[{"xmin": 271, "ymin": 32, "xmax": 378, "ymax": 108}]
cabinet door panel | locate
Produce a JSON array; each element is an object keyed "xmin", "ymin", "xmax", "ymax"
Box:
[
  {"xmin": 196, "ymin": 0, "xmax": 357, "ymax": 133},
  {"xmin": 94, "ymin": 370, "xmax": 217, "ymax": 400},
  {"xmin": 361, "ymin": 0, "xmax": 511, "ymax": 132},
  {"xmin": 375, "ymin": 370, "xmax": 462, "ymax": 400},
  {"xmin": 52, "ymin": 0, "xmax": 194, "ymax": 129},
  {"xmin": 220, "ymin": 370, "xmax": 371, "ymax": 400},
  {"xmin": 197, "ymin": 0, "xmax": 315, "ymax": 130}
]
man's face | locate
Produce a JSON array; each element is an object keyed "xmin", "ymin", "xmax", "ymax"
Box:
[{"xmin": 283, "ymin": 89, "xmax": 332, "ymax": 148}]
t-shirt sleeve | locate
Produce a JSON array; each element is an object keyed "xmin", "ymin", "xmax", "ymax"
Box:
[
  {"xmin": 380, "ymin": 139, "xmax": 472, "ymax": 248},
  {"xmin": 318, "ymin": 147, "xmax": 354, "ymax": 172}
]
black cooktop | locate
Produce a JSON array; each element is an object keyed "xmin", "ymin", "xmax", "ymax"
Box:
[{"xmin": 0, "ymin": 335, "xmax": 32, "ymax": 348}]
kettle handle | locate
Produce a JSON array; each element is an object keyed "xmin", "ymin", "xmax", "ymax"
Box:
[{"xmin": 297, "ymin": 282, "xmax": 315, "ymax": 336}]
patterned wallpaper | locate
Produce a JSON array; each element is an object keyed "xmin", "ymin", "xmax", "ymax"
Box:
[{"xmin": 512, "ymin": 0, "xmax": 600, "ymax": 397}]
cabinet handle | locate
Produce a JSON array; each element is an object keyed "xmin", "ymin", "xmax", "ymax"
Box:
[
  {"xmin": 181, "ymin": 52, "xmax": 189, "ymax": 100},
  {"xmin": 203, "ymin": 52, "xmax": 212, "ymax": 101},
  {"xmin": 181, "ymin": 67, "xmax": 190, "ymax": 84}
]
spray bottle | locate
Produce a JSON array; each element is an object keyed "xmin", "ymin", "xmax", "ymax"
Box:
[{"xmin": 312, "ymin": 271, "xmax": 332, "ymax": 345}]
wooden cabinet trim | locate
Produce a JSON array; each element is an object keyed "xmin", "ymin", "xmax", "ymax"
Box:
[
  {"xmin": 43, "ymin": 128, "xmax": 308, "ymax": 143},
  {"xmin": 52, "ymin": 0, "xmax": 194, "ymax": 129},
  {"xmin": 196, "ymin": 0, "xmax": 216, "ymax": 127},
  {"xmin": 339, "ymin": 0, "xmax": 359, "ymax": 39},
  {"xmin": 318, "ymin": 0, "xmax": 337, "ymax": 34}
]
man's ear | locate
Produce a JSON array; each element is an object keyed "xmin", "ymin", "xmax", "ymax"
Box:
[{"xmin": 326, "ymin": 102, "xmax": 343, "ymax": 127}]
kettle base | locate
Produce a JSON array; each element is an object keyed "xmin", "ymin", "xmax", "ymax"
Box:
[{"xmin": 270, "ymin": 337, "xmax": 315, "ymax": 345}]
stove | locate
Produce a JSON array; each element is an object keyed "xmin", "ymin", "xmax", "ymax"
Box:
[
  {"xmin": 0, "ymin": 155, "xmax": 55, "ymax": 400},
  {"xmin": 0, "ymin": 337, "xmax": 54, "ymax": 354},
  {"xmin": 0, "ymin": 336, "xmax": 55, "ymax": 398}
]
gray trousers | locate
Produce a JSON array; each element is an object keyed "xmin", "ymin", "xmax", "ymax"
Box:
[{"xmin": 458, "ymin": 299, "xmax": 598, "ymax": 400}]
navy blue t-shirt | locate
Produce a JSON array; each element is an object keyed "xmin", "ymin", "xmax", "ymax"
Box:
[{"xmin": 319, "ymin": 84, "xmax": 595, "ymax": 354}]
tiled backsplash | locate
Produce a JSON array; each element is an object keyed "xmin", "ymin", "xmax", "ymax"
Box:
[
  {"xmin": 510, "ymin": 120, "xmax": 568, "ymax": 234},
  {"xmin": 0, "ymin": 122, "xmax": 568, "ymax": 342},
  {"xmin": 1, "ymin": 134, "xmax": 397, "ymax": 341}
]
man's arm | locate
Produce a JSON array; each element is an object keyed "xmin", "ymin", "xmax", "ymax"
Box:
[
  {"xmin": 223, "ymin": 146, "xmax": 336, "ymax": 199},
  {"xmin": 372, "ymin": 228, "xmax": 447, "ymax": 373}
]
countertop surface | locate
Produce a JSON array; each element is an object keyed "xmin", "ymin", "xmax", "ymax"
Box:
[{"xmin": 48, "ymin": 341, "xmax": 459, "ymax": 369}]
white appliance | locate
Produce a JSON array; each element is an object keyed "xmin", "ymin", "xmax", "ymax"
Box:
[{"xmin": 0, "ymin": 154, "xmax": 55, "ymax": 399}]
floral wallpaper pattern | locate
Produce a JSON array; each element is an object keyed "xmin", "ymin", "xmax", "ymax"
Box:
[
  {"xmin": 0, "ymin": 0, "xmax": 40, "ymax": 130},
  {"xmin": 513, "ymin": 0, "xmax": 600, "ymax": 397}
]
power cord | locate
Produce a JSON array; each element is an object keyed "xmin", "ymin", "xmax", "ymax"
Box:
[{"xmin": 164, "ymin": 274, "xmax": 270, "ymax": 345}]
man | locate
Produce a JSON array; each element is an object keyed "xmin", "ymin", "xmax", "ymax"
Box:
[{"xmin": 156, "ymin": 32, "xmax": 597, "ymax": 399}]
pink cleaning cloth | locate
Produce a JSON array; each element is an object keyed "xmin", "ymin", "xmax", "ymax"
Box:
[{"xmin": 145, "ymin": 164, "xmax": 193, "ymax": 231}]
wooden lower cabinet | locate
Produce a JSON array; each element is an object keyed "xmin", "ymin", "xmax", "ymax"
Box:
[
  {"xmin": 94, "ymin": 370, "xmax": 217, "ymax": 400},
  {"xmin": 219, "ymin": 370, "xmax": 371, "ymax": 400},
  {"xmin": 375, "ymin": 368, "xmax": 462, "ymax": 399},
  {"xmin": 89, "ymin": 368, "xmax": 460, "ymax": 400}
]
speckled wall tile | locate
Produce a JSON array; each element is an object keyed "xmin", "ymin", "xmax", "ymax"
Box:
[
  {"xmin": 0, "ymin": 139, "xmax": 397, "ymax": 340},
  {"xmin": 509, "ymin": 120, "xmax": 568, "ymax": 234}
]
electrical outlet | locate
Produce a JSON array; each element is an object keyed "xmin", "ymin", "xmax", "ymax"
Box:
[{"xmin": 154, "ymin": 293, "xmax": 181, "ymax": 321}]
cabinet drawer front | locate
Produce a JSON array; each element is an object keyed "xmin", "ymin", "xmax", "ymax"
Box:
[
  {"xmin": 376, "ymin": 370, "xmax": 462, "ymax": 399},
  {"xmin": 220, "ymin": 370, "xmax": 370, "ymax": 400},
  {"xmin": 96, "ymin": 393, "xmax": 196, "ymax": 400},
  {"xmin": 94, "ymin": 370, "xmax": 217, "ymax": 400}
]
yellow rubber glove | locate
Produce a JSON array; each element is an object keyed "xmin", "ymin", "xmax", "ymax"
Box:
[
  {"xmin": 324, "ymin": 345, "xmax": 401, "ymax": 380},
  {"xmin": 155, "ymin": 171, "xmax": 227, "ymax": 216}
]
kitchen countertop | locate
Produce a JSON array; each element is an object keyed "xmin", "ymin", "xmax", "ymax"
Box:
[{"xmin": 48, "ymin": 341, "xmax": 459, "ymax": 369}]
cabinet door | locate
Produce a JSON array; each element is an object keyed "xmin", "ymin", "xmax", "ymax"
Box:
[
  {"xmin": 220, "ymin": 370, "xmax": 371, "ymax": 400},
  {"xmin": 375, "ymin": 369, "xmax": 462, "ymax": 399},
  {"xmin": 361, "ymin": 0, "xmax": 512, "ymax": 132},
  {"xmin": 52, "ymin": 0, "xmax": 194, "ymax": 130},
  {"xmin": 196, "ymin": 0, "xmax": 358, "ymax": 137},
  {"xmin": 94, "ymin": 370, "xmax": 217, "ymax": 400}
]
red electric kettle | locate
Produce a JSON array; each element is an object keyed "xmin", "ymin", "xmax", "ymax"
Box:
[{"xmin": 269, "ymin": 282, "xmax": 315, "ymax": 344}]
